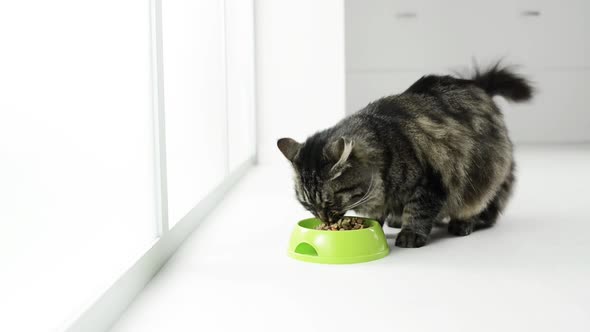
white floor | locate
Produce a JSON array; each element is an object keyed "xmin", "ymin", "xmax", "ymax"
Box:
[{"xmin": 110, "ymin": 146, "xmax": 590, "ymax": 332}]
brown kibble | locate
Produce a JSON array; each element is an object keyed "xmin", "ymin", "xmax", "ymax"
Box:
[{"xmin": 314, "ymin": 216, "xmax": 367, "ymax": 231}]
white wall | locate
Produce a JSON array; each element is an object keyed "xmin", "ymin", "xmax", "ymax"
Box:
[
  {"xmin": 345, "ymin": 0, "xmax": 590, "ymax": 143},
  {"xmin": 255, "ymin": 0, "xmax": 346, "ymax": 163}
]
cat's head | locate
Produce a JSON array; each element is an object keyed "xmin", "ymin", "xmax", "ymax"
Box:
[{"xmin": 277, "ymin": 135, "xmax": 374, "ymax": 223}]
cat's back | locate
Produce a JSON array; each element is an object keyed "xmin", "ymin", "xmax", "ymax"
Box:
[
  {"xmin": 358, "ymin": 74, "xmax": 507, "ymax": 139},
  {"xmin": 364, "ymin": 75, "xmax": 493, "ymax": 114},
  {"xmin": 354, "ymin": 73, "xmax": 513, "ymax": 216}
]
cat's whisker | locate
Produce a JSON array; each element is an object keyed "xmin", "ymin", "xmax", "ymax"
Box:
[
  {"xmin": 343, "ymin": 175, "xmax": 375, "ymax": 211},
  {"xmin": 345, "ymin": 190, "xmax": 377, "ymax": 211},
  {"xmin": 345, "ymin": 177, "xmax": 373, "ymax": 209}
]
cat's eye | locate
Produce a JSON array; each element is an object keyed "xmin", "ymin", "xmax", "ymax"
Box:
[
  {"xmin": 347, "ymin": 192, "xmax": 365, "ymax": 200},
  {"xmin": 333, "ymin": 186, "xmax": 359, "ymax": 195}
]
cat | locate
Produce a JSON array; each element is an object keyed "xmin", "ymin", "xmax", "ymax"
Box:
[{"xmin": 277, "ymin": 63, "xmax": 533, "ymax": 248}]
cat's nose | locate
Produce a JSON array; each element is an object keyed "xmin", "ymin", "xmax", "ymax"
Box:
[
  {"xmin": 328, "ymin": 212, "xmax": 344, "ymax": 223},
  {"xmin": 317, "ymin": 210, "xmax": 328, "ymax": 222}
]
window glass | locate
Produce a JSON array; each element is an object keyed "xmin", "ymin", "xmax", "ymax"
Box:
[
  {"xmin": 226, "ymin": 0, "xmax": 257, "ymax": 171},
  {"xmin": 0, "ymin": 1, "xmax": 156, "ymax": 330},
  {"xmin": 162, "ymin": 0, "xmax": 228, "ymax": 225}
]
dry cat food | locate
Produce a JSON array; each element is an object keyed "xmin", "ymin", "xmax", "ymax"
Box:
[{"xmin": 316, "ymin": 217, "xmax": 367, "ymax": 231}]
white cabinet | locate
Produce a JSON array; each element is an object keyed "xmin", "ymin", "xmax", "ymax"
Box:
[
  {"xmin": 511, "ymin": 0, "xmax": 589, "ymax": 68},
  {"xmin": 504, "ymin": 69, "xmax": 590, "ymax": 143},
  {"xmin": 346, "ymin": 0, "xmax": 513, "ymax": 69},
  {"xmin": 345, "ymin": 0, "xmax": 590, "ymax": 143}
]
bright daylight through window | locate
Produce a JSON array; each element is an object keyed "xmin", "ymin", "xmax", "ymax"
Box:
[{"xmin": 0, "ymin": 0, "xmax": 255, "ymax": 331}]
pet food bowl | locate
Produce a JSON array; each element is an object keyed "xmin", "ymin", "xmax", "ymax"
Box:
[{"xmin": 287, "ymin": 217, "xmax": 389, "ymax": 264}]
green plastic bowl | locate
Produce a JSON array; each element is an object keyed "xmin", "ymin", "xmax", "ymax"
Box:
[{"xmin": 287, "ymin": 217, "xmax": 389, "ymax": 264}]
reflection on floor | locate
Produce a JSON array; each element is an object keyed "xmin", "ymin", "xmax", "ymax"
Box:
[{"xmin": 110, "ymin": 145, "xmax": 590, "ymax": 332}]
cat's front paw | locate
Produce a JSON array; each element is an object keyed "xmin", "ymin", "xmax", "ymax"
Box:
[{"xmin": 395, "ymin": 229, "xmax": 428, "ymax": 248}]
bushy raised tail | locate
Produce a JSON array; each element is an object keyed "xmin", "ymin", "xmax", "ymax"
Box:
[{"xmin": 470, "ymin": 63, "xmax": 533, "ymax": 103}]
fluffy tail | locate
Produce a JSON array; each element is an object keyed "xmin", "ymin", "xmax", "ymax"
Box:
[{"xmin": 470, "ymin": 63, "xmax": 533, "ymax": 103}]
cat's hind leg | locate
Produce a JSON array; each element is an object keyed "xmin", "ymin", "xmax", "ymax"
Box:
[
  {"xmin": 476, "ymin": 166, "xmax": 515, "ymax": 230},
  {"xmin": 448, "ymin": 167, "xmax": 515, "ymax": 236}
]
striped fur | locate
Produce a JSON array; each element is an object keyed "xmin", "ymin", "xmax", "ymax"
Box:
[{"xmin": 277, "ymin": 64, "xmax": 533, "ymax": 247}]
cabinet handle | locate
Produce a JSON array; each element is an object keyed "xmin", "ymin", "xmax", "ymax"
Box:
[
  {"xmin": 395, "ymin": 12, "xmax": 417, "ymax": 19},
  {"xmin": 521, "ymin": 10, "xmax": 541, "ymax": 17}
]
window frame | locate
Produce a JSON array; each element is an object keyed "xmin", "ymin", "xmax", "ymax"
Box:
[{"xmin": 61, "ymin": 0, "xmax": 256, "ymax": 330}]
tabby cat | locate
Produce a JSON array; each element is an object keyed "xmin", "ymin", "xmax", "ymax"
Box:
[{"xmin": 277, "ymin": 64, "xmax": 532, "ymax": 248}]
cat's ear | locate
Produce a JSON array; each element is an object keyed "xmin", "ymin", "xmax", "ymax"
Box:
[
  {"xmin": 326, "ymin": 137, "xmax": 354, "ymax": 175},
  {"xmin": 277, "ymin": 138, "xmax": 301, "ymax": 162}
]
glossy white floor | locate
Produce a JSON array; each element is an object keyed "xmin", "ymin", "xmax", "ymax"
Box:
[{"xmin": 110, "ymin": 145, "xmax": 590, "ymax": 332}]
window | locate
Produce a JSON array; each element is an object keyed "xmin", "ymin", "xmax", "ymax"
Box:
[
  {"xmin": 162, "ymin": 0, "xmax": 228, "ymax": 226},
  {"xmin": 225, "ymin": 0, "xmax": 256, "ymax": 172},
  {"xmin": 162, "ymin": 0, "xmax": 256, "ymax": 226},
  {"xmin": 0, "ymin": 1, "xmax": 256, "ymax": 331}
]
